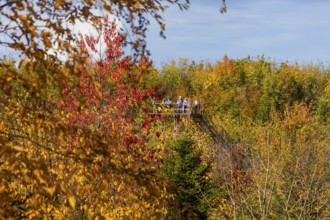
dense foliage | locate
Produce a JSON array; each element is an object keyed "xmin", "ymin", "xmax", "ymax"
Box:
[
  {"xmin": 0, "ymin": 19, "xmax": 167, "ymax": 219},
  {"xmin": 149, "ymin": 56, "xmax": 330, "ymax": 219},
  {"xmin": 2, "ymin": 1, "xmax": 328, "ymax": 219},
  {"xmin": 0, "ymin": 23, "xmax": 329, "ymax": 219}
]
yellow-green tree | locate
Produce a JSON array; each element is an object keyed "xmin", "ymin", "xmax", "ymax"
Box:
[
  {"xmin": 226, "ymin": 104, "xmax": 330, "ymax": 219},
  {"xmin": 0, "ymin": 20, "xmax": 168, "ymax": 219}
]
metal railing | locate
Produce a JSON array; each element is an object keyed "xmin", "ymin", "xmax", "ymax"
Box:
[{"xmin": 149, "ymin": 97, "xmax": 203, "ymax": 117}]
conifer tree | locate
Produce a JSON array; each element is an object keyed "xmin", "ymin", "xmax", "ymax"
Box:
[{"xmin": 164, "ymin": 137, "xmax": 217, "ymax": 220}]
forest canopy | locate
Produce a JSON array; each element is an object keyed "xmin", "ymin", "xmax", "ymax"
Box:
[
  {"xmin": 1, "ymin": 49, "xmax": 329, "ymax": 218},
  {"xmin": 0, "ymin": 0, "xmax": 329, "ymax": 219}
]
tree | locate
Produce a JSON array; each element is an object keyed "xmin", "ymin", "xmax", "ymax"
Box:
[
  {"xmin": 317, "ymin": 80, "xmax": 330, "ymax": 125},
  {"xmin": 164, "ymin": 137, "xmax": 219, "ymax": 220},
  {"xmin": 0, "ymin": 17, "xmax": 167, "ymax": 219},
  {"xmin": 0, "ymin": 0, "xmax": 192, "ymax": 62},
  {"xmin": 0, "ymin": 0, "xmax": 228, "ymax": 62},
  {"xmin": 232, "ymin": 104, "xmax": 330, "ymax": 219},
  {"xmin": 152, "ymin": 57, "xmax": 330, "ymax": 219}
]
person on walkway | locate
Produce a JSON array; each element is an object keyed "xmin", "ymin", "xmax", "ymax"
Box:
[
  {"xmin": 194, "ymin": 99, "xmax": 199, "ymax": 114},
  {"xmin": 183, "ymin": 98, "xmax": 188, "ymax": 113},
  {"xmin": 177, "ymin": 96, "xmax": 183, "ymax": 113},
  {"xmin": 167, "ymin": 98, "xmax": 173, "ymax": 108}
]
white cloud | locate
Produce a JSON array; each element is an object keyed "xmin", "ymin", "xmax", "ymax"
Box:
[{"xmin": 47, "ymin": 10, "xmax": 123, "ymax": 63}]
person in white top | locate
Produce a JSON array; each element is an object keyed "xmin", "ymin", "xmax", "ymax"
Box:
[{"xmin": 194, "ymin": 99, "xmax": 199, "ymax": 114}]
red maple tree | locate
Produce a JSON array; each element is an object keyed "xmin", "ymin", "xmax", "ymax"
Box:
[{"xmin": 58, "ymin": 16, "xmax": 160, "ymax": 168}]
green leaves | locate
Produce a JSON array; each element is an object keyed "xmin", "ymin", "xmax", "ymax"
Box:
[{"xmin": 164, "ymin": 137, "xmax": 217, "ymax": 219}]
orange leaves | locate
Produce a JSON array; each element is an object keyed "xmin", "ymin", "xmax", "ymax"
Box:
[
  {"xmin": 54, "ymin": 0, "xmax": 62, "ymax": 9},
  {"xmin": 18, "ymin": 14, "xmax": 28, "ymax": 22},
  {"xmin": 32, "ymin": 169, "xmax": 48, "ymax": 185},
  {"xmin": 8, "ymin": 42, "xmax": 26, "ymax": 50},
  {"xmin": 43, "ymin": 185, "xmax": 57, "ymax": 197},
  {"xmin": 41, "ymin": 31, "xmax": 53, "ymax": 48}
]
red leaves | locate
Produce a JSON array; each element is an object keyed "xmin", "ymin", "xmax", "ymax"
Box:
[
  {"xmin": 142, "ymin": 122, "xmax": 150, "ymax": 129},
  {"xmin": 125, "ymin": 136, "xmax": 142, "ymax": 146},
  {"xmin": 58, "ymin": 16, "xmax": 158, "ymax": 166},
  {"xmin": 79, "ymin": 17, "xmax": 125, "ymax": 65}
]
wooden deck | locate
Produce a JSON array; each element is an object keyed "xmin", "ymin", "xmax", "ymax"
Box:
[{"xmin": 148, "ymin": 101, "xmax": 204, "ymax": 117}]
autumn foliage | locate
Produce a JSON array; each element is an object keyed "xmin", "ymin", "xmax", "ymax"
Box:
[
  {"xmin": 148, "ymin": 57, "xmax": 330, "ymax": 219},
  {"xmin": 0, "ymin": 18, "xmax": 167, "ymax": 219},
  {"xmin": 0, "ymin": 19, "xmax": 329, "ymax": 219},
  {"xmin": 0, "ymin": 0, "xmax": 192, "ymax": 63}
]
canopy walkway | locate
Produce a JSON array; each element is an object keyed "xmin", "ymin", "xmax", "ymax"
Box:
[
  {"xmin": 149, "ymin": 98, "xmax": 234, "ymax": 149},
  {"xmin": 192, "ymin": 115, "xmax": 233, "ymax": 149},
  {"xmin": 148, "ymin": 97, "xmax": 241, "ymax": 176},
  {"xmin": 148, "ymin": 101, "xmax": 196, "ymax": 117}
]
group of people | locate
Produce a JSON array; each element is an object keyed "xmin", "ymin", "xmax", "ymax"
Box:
[{"xmin": 161, "ymin": 96, "xmax": 202, "ymax": 114}]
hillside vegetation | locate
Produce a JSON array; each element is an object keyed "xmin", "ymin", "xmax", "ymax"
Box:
[
  {"xmin": 1, "ymin": 30, "xmax": 329, "ymax": 219},
  {"xmin": 148, "ymin": 56, "xmax": 330, "ymax": 219}
]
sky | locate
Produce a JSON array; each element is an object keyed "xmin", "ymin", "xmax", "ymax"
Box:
[
  {"xmin": 1, "ymin": 0, "xmax": 330, "ymax": 67},
  {"xmin": 145, "ymin": 0, "xmax": 330, "ymax": 67}
]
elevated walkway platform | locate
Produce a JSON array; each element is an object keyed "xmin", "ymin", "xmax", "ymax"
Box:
[{"xmin": 148, "ymin": 98, "xmax": 233, "ymax": 149}]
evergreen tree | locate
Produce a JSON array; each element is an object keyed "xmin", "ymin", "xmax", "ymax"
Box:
[{"xmin": 164, "ymin": 137, "xmax": 217, "ymax": 220}]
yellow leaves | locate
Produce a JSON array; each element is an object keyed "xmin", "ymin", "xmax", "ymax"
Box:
[
  {"xmin": 19, "ymin": 15, "xmax": 28, "ymax": 22},
  {"xmin": 324, "ymin": 80, "xmax": 330, "ymax": 98},
  {"xmin": 94, "ymin": 81, "xmax": 102, "ymax": 99},
  {"xmin": 95, "ymin": 215, "xmax": 106, "ymax": 220},
  {"xmin": 0, "ymin": 55, "xmax": 169, "ymax": 219},
  {"xmin": 93, "ymin": 155, "xmax": 104, "ymax": 163},
  {"xmin": 44, "ymin": 185, "xmax": 56, "ymax": 196},
  {"xmin": 33, "ymin": 169, "xmax": 47, "ymax": 185},
  {"xmin": 59, "ymin": 162, "xmax": 65, "ymax": 170},
  {"xmin": 82, "ymin": 204, "xmax": 88, "ymax": 212},
  {"xmin": 53, "ymin": 209, "xmax": 66, "ymax": 218},
  {"xmin": 77, "ymin": 175, "xmax": 86, "ymax": 185},
  {"xmin": 11, "ymin": 145, "xmax": 27, "ymax": 152},
  {"xmin": 133, "ymin": 3, "xmax": 141, "ymax": 10},
  {"xmin": 68, "ymin": 196, "xmax": 76, "ymax": 208},
  {"xmin": 117, "ymin": 182, "xmax": 124, "ymax": 192},
  {"xmin": 17, "ymin": 4, "xmax": 25, "ymax": 11},
  {"xmin": 28, "ymin": 25, "xmax": 36, "ymax": 32}
]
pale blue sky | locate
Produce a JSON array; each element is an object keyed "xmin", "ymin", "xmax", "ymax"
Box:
[
  {"xmin": 145, "ymin": 0, "xmax": 330, "ymax": 66},
  {"xmin": 1, "ymin": 0, "xmax": 330, "ymax": 67}
]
